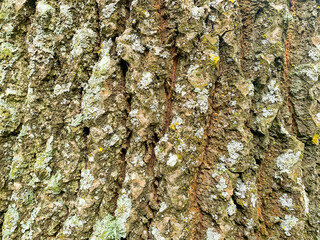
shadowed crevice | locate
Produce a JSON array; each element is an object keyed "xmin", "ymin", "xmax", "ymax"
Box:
[
  {"xmin": 162, "ymin": 45, "xmax": 179, "ymax": 137},
  {"xmin": 95, "ymin": 0, "xmax": 102, "ymax": 48}
]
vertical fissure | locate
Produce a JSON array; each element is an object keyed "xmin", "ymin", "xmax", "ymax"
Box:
[
  {"xmin": 114, "ymin": 59, "xmax": 131, "ymax": 212},
  {"xmin": 103, "ymin": 0, "xmax": 132, "ymax": 216},
  {"xmin": 238, "ymin": 0, "xmax": 251, "ymax": 74},
  {"xmin": 190, "ymin": 34, "xmax": 223, "ymax": 239},
  {"xmin": 162, "ymin": 45, "xmax": 179, "ymax": 136},
  {"xmin": 155, "ymin": 0, "xmax": 166, "ymax": 43},
  {"xmin": 78, "ymin": 84, "xmax": 89, "ymax": 171},
  {"xmin": 95, "ymin": 0, "xmax": 102, "ymax": 48},
  {"xmin": 125, "ymin": 0, "xmax": 132, "ymax": 20},
  {"xmin": 283, "ymin": 0, "xmax": 297, "ymax": 134},
  {"xmin": 77, "ymin": 84, "xmax": 88, "ymax": 196},
  {"xmin": 256, "ymin": 141, "xmax": 271, "ymax": 238},
  {"xmin": 149, "ymin": 139, "xmax": 160, "ymax": 205},
  {"xmin": 193, "ymin": 169, "xmax": 204, "ymax": 239},
  {"xmin": 83, "ymin": 126, "xmax": 90, "ymax": 167}
]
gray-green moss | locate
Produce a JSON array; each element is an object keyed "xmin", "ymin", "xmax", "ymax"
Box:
[{"xmin": 0, "ymin": 99, "xmax": 20, "ymax": 136}]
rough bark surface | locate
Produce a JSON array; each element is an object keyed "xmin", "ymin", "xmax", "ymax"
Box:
[{"xmin": 0, "ymin": 0, "xmax": 319, "ymax": 239}]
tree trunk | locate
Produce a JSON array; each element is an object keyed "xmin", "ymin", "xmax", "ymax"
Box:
[{"xmin": 0, "ymin": 0, "xmax": 319, "ymax": 239}]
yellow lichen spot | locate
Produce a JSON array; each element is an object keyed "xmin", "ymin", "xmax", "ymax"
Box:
[
  {"xmin": 206, "ymin": 186, "xmax": 209, "ymax": 190},
  {"xmin": 238, "ymin": 199, "xmax": 245, "ymax": 207},
  {"xmin": 209, "ymin": 54, "xmax": 220, "ymax": 66},
  {"xmin": 317, "ymin": 6, "xmax": 320, "ymax": 9},
  {"xmin": 174, "ymin": 122, "xmax": 179, "ymax": 126},
  {"xmin": 262, "ymin": 33, "xmax": 267, "ymax": 38},
  {"xmin": 312, "ymin": 134, "xmax": 319, "ymax": 145},
  {"xmin": 228, "ymin": 0, "xmax": 234, "ymax": 3},
  {"xmin": 101, "ymin": 43, "xmax": 103, "ymax": 47},
  {"xmin": 170, "ymin": 124, "xmax": 176, "ymax": 130},
  {"xmin": 97, "ymin": 49, "xmax": 101, "ymax": 54},
  {"xmin": 202, "ymin": 36, "xmax": 207, "ymax": 43},
  {"xmin": 186, "ymin": 228, "xmax": 189, "ymax": 232},
  {"xmin": 99, "ymin": 148, "xmax": 103, "ymax": 152}
]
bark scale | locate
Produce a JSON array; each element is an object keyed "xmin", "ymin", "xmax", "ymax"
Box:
[{"xmin": 0, "ymin": 0, "xmax": 319, "ymax": 239}]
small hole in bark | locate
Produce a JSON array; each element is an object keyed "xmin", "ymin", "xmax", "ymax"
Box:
[
  {"xmin": 83, "ymin": 127, "xmax": 90, "ymax": 136},
  {"xmin": 255, "ymin": 158, "xmax": 262, "ymax": 165},
  {"xmin": 274, "ymin": 57, "xmax": 283, "ymax": 69},
  {"xmin": 120, "ymin": 59, "xmax": 129, "ymax": 79}
]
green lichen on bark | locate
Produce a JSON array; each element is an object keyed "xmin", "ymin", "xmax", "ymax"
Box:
[{"xmin": 0, "ymin": 0, "xmax": 319, "ymax": 239}]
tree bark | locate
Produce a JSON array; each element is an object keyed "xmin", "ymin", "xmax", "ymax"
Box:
[{"xmin": 0, "ymin": 0, "xmax": 319, "ymax": 239}]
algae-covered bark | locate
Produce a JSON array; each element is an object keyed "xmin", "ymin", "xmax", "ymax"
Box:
[{"xmin": 0, "ymin": 0, "xmax": 319, "ymax": 239}]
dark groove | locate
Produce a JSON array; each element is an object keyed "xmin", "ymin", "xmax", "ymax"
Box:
[
  {"xmin": 283, "ymin": 0, "xmax": 297, "ymax": 135},
  {"xmin": 83, "ymin": 127, "xmax": 90, "ymax": 136},
  {"xmin": 125, "ymin": 0, "xmax": 132, "ymax": 20},
  {"xmin": 9, "ymin": 122, "xmax": 23, "ymax": 137},
  {"xmin": 149, "ymin": 141, "xmax": 159, "ymax": 205},
  {"xmin": 95, "ymin": 0, "xmax": 102, "ymax": 48},
  {"xmin": 155, "ymin": 0, "xmax": 166, "ymax": 43},
  {"xmin": 162, "ymin": 46, "xmax": 179, "ymax": 137},
  {"xmin": 113, "ymin": 57, "xmax": 131, "ymax": 213},
  {"xmin": 193, "ymin": 33, "xmax": 223, "ymax": 239}
]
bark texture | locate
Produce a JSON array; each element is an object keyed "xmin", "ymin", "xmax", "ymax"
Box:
[{"xmin": 0, "ymin": 0, "xmax": 319, "ymax": 239}]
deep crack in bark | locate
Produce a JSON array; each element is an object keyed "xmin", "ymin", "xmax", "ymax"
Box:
[
  {"xmin": 283, "ymin": 2, "xmax": 297, "ymax": 135},
  {"xmin": 163, "ymin": 45, "xmax": 179, "ymax": 137}
]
